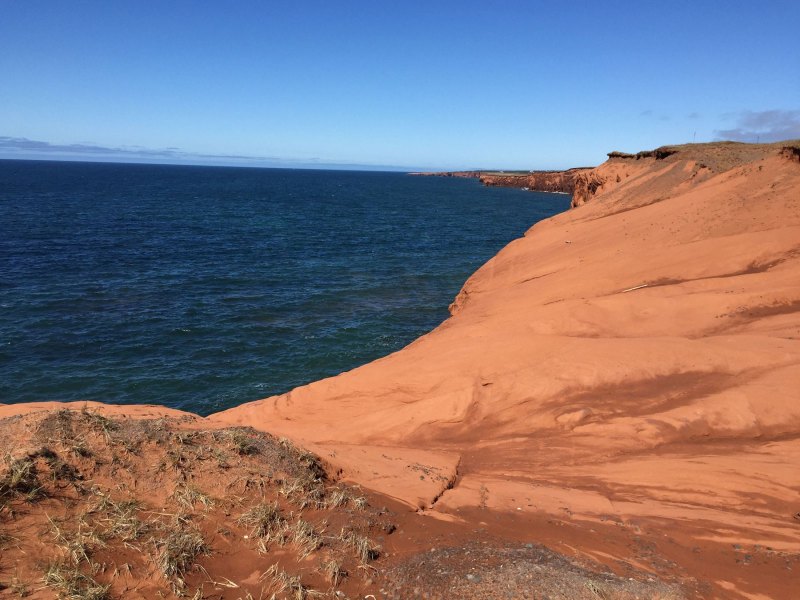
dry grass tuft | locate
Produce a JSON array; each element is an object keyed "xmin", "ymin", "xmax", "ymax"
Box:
[
  {"xmin": 324, "ymin": 486, "xmax": 368, "ymax": 510},
  {"xmin": 43, "ymin": 561, "xmax": 110, "ymax": 600},
  {"xmin": 351, "ymin": 495, "xmax": 368, "ymax": 510},
  {"xmin": 279, "ymin": 475, "xmax": 324, "ymax": 510},
  {"xmin": 80, "ymin": 409, "xmax": 118, "ymax": 441},
  {"xmin": 238, "ymin": 502, "xmax": 286, "ymax": 543},
  {"xmin": 173, "ymin": 484, "xmax": 215, "ymax": 511},
  {"xmin": 38, "ymin": 448, "xmax": 82, "ymax": 486},
  {"xmin": 0, "ymin": 455, "xmax": 44, "ymax": 503},
  {"xmin": 70, "ymin": 438, "xmax": 92, "ymax": 458},
  {"xmin": 2, "ymin": 573, "xmax": 30, "ymax": 597},
  {"xmin": 320, "ymin": 557, "xmax": 346, "ymax": 587},
  {"xmin": 226, "ymin": 429, "xmax": 260, "ymax": 456},
  {"xmin": 324, "ymin": 487, "xmax": 349, "ymax": 508},
  {"xmin": 291, "ymin": 519, "xmax": 322, "ymax": 558},
  {"xmin": 175, "ymin": 431, "xmax": 197, "ymax": 445},
  {"xmin": 260, "ymin": 564, "xmax": 319, "ymax": 600},
  {"xmin": 154, "ymin": 523, "xmax": 210, "ymax": 589},
  {"xmin": 278, "ymin": 438, "xmax": 326, "ymax": 479},
  {"xmin": 340, "ymin": 529, "xmax": 380, "ymax": 564},
  {"xmin": 47, "ymin": 515, "xmax": 105, "ymax": 566},
  {"xmin": 90, "ymin": 491, "xmax": 148, "ymax": 542},
  {"xmin": 34, "ymin": 410, "xmax": 91, "ymax": 459}
]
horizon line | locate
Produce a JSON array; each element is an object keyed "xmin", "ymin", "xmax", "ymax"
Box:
[
  {"xmin": 0, "ymin": 134, "xmax": 578, "ymax": 173},
  {"xmin": 0, "ymin": 134, "xmax": 519, "ymax": 173}
]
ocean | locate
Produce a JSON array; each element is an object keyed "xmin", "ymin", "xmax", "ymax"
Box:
[{"xmin": 0, "ymin": 160, "xmax": 570, "ymax": 414}]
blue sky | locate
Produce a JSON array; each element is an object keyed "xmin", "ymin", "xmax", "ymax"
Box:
[{"xmin": 1, "ymin": 1, "xmax": 798, "ymax": 170}]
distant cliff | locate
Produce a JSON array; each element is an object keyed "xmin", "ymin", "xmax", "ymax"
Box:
[
  {"xmin": 417, "ymin": 142, "xmax": 800, "ymax": 210},
  {"xmin": 412, "ymin": 168, "xmax": 591, "ymax": 196},
  {"xmin": 411, "ymin": 170, "xmax": 482, "ymax": 179},
  {"xmin": 479, "ymin": 168, "xmax": 589, "ymax": 195}
]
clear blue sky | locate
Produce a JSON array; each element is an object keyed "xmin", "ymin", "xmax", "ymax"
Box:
[{"xmin": 1, "ymin": 0, "xmax": 798, "ymax": 170}]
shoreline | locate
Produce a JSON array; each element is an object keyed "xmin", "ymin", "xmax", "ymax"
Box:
[
  {"xmin": 411, "ymin": 166, "xmax": 591, "ymax": 196},
  {"xmin": 3, "ymin": 140, "xmax": 800, "ymax": 598}
]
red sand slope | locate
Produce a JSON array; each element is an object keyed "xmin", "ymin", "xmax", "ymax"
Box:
[{"xmin": 212, "ymin": 141, "xmax": 800, "ymax": 598}]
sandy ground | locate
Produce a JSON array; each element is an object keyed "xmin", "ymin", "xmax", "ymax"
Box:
[{"xmin": 1, "ymin": 408, "xmax": 683, "ymax": 599}]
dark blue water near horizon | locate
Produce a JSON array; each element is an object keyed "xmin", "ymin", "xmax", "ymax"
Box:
[{"xmin": 0, "ymin": 160, "xmax": 570, "ymax": 415}]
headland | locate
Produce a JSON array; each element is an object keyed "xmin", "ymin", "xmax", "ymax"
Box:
[{"xmin": 3, "ymin": 140, "xmax": 799, "ymax": 599}]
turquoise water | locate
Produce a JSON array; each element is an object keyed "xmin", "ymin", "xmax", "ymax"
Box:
[{"xmin": 0, "ymin": 160, "xmax": 569, "ymax": 414}]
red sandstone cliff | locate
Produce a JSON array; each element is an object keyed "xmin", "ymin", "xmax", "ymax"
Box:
[
  {"xmin": 414, "ymin": 167, "xmax": 591, "ymax": 195},
  {"xmin": 215, "ymin": 140, "xmax": 800, "ymax": 599},
  {"xmin": 412, "ymin": 170, "xmax": 482, "ymax": 178},
  {"xmin": 4, "ymin": 141, "xmax": 800, "ymax": 599},
  {"xmin": 478, "ymin": 167, "xmax": 589, "ymax": 195}
]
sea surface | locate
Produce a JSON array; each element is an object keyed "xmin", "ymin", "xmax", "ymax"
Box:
[{"xmin": 0, "ymin": 160, "xmax": 570, "ymax": 415}]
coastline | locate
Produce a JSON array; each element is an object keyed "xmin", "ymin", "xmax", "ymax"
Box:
[
  {"xmin": 213, "ymin": 139, "xmax": 800, "ymax": 598},
  {"xmin": 411, "ymin": 166, "xmax": 591, "ymax": 196},
  {"xmin": 3, "ymin": 140, "xmax": 800, "ymax": 598}
]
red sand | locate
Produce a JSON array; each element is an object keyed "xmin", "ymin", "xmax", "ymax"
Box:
[{"xmin": 211, "ymin": 141, "xmax": 800, "ymax": 598}]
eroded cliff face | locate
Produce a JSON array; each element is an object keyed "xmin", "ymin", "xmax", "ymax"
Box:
[
  {"xmin": 478, "ymin": 168, "xmax": 589, "ymax": 194},
  {"xmin": 214, "ymin": 140, "xmax": 800, "ymax": 599},
  {"xmin": 571, "ymin": 141, "xmax": 794, "ymax": 207},
  {"xmin": 412, "ymin": 170, "xmax": 482, "ymax": 178},
  {"xmin": 413, "ymin": 168, "xmax": 591, "ymax": 195}
]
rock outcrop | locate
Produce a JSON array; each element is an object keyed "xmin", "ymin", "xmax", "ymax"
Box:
[
  {"xmin": 478, "ymin": 167, "xmax": 589, "ymax": 194},
  {"xmin": 413, "ymin": 167, "xmax": 591, "ymax": 195}
]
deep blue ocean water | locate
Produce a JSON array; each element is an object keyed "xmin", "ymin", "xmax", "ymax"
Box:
[{"xmin": 0, "ymin": 160, "xmax": 569, "ymax": 415}]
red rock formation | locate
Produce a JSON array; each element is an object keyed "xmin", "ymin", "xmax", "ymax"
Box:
[
  {"xmin": 410, "ymin": 170, "xmax": 481, "ymax": 178},
  {"xmin": 412, "ymin": 168, "xmax": 592, "ymax": 195},
  {"xmin": 215, "ymin": 140, "xmax": 800, "ymax": 599},
  {"xmin": 479, "ymin": 167, "xmax": 589, "ymax": 195}
]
